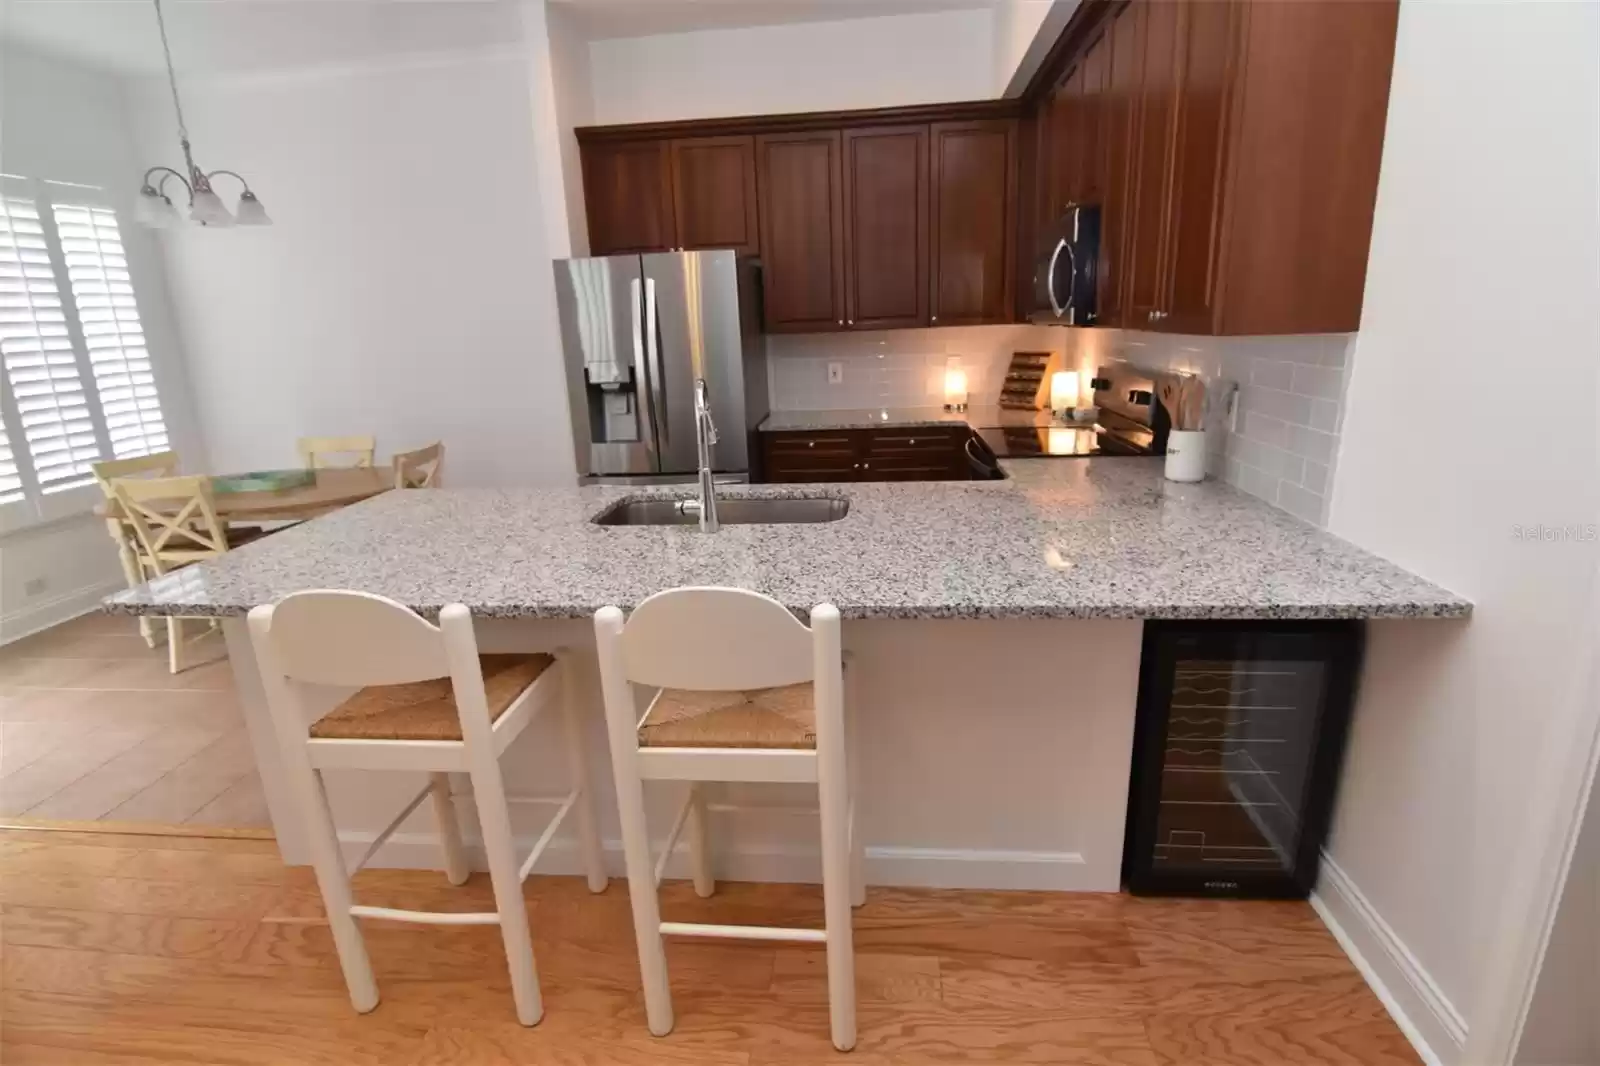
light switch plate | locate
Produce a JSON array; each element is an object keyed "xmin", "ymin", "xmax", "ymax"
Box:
[{"xmin": 827, "ymin": 362, "xmax": 844, "ymax": 385}]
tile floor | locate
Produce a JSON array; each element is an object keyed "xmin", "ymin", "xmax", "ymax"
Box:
[{"xmin": 0, "ymin": 613, "xmax": 269, "ymax": 827}]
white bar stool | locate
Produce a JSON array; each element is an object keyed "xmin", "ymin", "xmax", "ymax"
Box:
[
  {"xmin": 594, "ymin": 587, "xmax": 863, "ymax": 1051},
  {"xmin": 248, "ymin": 591, "xmax": 607, "ymax": 1026}
]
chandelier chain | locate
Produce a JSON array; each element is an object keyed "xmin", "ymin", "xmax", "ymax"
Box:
[{"xmin": 153, "ymin": 0, "xmax": 190, "ymax": 144}]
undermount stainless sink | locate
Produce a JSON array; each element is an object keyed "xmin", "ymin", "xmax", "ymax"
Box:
[{"xmin": 593, "ymin": 497, "xmax": 850, "ymax": 527}]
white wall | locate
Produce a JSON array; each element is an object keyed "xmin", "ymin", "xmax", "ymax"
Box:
[
  {"xmin": 992, "ymin": 0, "xmax": 1076, "ymax": 96},
  {"xmin": 1318, "ymin": 2, "xmax": 1600, "ymax": 1062},
  {"xmin": 587, "ymin": 8, "xmax": 995, "ymax": 126},
  {"xmin": 128, "ymin": 49, "xmax": 577, "ymax": 487},
  {"xmin": 0, "ymin": 46, "xmax": 205, "ymax": 639},
  {"xmin": 1516, "ymin": 772, "xmax": 1600, "ymax": 1066}
]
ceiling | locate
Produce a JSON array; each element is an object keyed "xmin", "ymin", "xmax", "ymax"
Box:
[
  {"xmin": 0, "ymin": 0, "xmax": 525, "ymax": 77},
  {"xmin": 554, "ymin": 0, "xmax": 995, "ymax": 41},
  {"xmin": 0, "ymin": 0, "xmax": 996, "ymax": 77}
]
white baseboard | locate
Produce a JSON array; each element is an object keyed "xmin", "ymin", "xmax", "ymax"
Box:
[
  {"xmin": 1313, "ymin": 855, "xmax": 1467, "ymax": 1066},
  {"xmin": 339, "ymin": 830, "xmax": 1098, "ymax": 892},
  {"xmin": 0, "ymin": 579, "xmax": 123, "ymax": 645}
]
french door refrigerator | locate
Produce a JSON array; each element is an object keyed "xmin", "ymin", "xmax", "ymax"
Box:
[{"xmin": 553, "ymin": 250, "xmax": 767, "ymax": 484}]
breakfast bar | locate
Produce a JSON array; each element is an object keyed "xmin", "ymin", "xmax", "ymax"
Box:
[{"xmin": 106, "ymin": 458, "xmax": 1469, "ymax": 891}]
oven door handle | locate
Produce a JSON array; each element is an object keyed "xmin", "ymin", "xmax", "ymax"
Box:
[{"xmin": 1046, "ymin": 237, "xmax": 1068, "ymax": 318}]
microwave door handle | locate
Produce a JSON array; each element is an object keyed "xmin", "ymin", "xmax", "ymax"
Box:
[
  {"xmin": 1060, "ymin": 242, "xmax": 1079, "ymax": 325},
  {"xmin": 643, "ymin": 276, "xmax": 666, "ymax": 445},
  {"xmin": 630, "ymin": 277, "xmax": 658, "ymax": 458},
  {"xmin": 1046, "ymin": 238, "xmax": 1068, "ymax": 318}
]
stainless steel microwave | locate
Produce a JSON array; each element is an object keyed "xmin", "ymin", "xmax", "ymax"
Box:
[{"xmin": 1029, "ymin": 203, "xmax": 1101, "ymax": 326}]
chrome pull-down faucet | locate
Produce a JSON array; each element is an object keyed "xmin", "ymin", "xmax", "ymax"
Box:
[{"xmin": 689, "ymin": 377, "xmax": 720, "ymax": 533}]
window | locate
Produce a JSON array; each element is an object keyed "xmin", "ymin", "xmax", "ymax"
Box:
[{"xmin": 0, "ymin": 178, "xmax": 167, "ymax": 524}]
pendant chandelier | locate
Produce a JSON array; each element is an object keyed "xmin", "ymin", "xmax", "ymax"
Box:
[{"xmin": 136, "ymin": 0, "xmax": 271, "ymax": 228}]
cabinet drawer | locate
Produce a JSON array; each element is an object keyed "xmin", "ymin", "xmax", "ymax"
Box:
[{"xmin": 861, "ymin": 429, "xmax": 964, "ymax": 456}]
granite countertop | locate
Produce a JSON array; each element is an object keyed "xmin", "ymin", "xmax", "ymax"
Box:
[
  {"xmin": 105, "ymin": 458, "xmax": 1471, "ymax": 622},
  {"xmin": 760, "ymin": 406, "xmax": 1056, "ymax": 432}
]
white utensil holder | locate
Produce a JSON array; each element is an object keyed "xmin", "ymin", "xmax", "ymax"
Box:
[{"xmin": 1164, "ymin": 429, "xmax": 1207, "ymax": 482}]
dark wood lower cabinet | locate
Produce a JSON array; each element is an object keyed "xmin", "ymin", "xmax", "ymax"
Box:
[{"xmin": 761, "ymin": 427, "xmax": 969, "ymax": 483}]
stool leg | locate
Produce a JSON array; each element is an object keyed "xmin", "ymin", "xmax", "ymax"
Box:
[
  {"xmin": 429, "ymin": 772, "xmax": 470, "ymax": 886},
  {"xmin": 302, "ymin": 766, "xmax": 379, "ymax": 1012},
  {"xmin": 611, "ymin": 753, "xmax": 673, "ymax": 1035},
  {"xmin": 687, "ymin": 782, "xmax": 715, "ymax": 899},
  {"xmin": 819, "ymin": 737, "xmax": 857, "ymax": 1050},
  {"xmin": 468, "ymin": 754, "xmax": 543, "ymax": 1026},
  {"xmin": 557, "ymin": 660, "xmax": 608, "ymax": 894}
]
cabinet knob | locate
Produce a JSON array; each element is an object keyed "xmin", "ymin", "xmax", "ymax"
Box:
[
  {"xmin": 807, "ymin": 441, "xmax": 815, "ymax": 448},
  {"xmin": 931, "ymin": 315, "xmax": 938, "ymax": 323},
  {"xmin": 861, "ymin": 462, "xmax": 869, "ymax": 470},
  {"xmin": 838, "ymin": 319, "xmax": 844, "ymax": 326},
  {"xmin": 847, "ymin": 319, "xmax": 854, "ymax": 326},
  {"xmin": 909, "ymin": 439, "xmax": 917, "ymax": 445},
  {"xmin": 1146, "ymin": 310, "xmax": 1156, "ymax": 322}
]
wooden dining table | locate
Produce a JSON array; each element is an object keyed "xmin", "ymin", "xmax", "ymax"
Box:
[{"xmin": 97, "ymin": 466, "xmax": 394, "ymax": 640}]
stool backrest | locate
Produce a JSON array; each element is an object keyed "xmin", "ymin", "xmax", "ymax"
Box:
[
  {"xmin": 249, "ymin": 593, "xmax": 496, "ymax": 746},
  {"xmin": 607, "ymin": 587, "xmax": 822, "ymax": 691}
]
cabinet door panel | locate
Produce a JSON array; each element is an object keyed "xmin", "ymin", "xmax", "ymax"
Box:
[
  {"xmin": 670, "ymin": 135, "xmax": 760, "ymax": 255},
  {"xmin": 1047, "ymin": 66, "xmax": 1085, "ymax": 220},
  {"xmin": 756, "ymin": 132, "xmax": 846, "ymax": 333},
  {"xmin": 842, "ymin": 126, "xmax": 929, "ymax": 330},
  {"xmin": 930, "ymin": 120, "xmax": 1015, "ymax": 326},
  {"xmin": 1124, "ymin": 0, "xmax": 1182, "ymax": 329},
  {"xmin": 583, "ymin": 141, "xmax": 675, "ymax": 255},
  {"xmin": 1162, "ymin": 2, "xmax": 1238, "ymax": 334},
  {"xmin": 1099, "ymin": 6, "xmax": 1141, "ymax": 328}
]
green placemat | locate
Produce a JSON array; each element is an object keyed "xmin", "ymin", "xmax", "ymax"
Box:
[{"xmin": 211, "ymin": 469, "xmax": 316, "ymax": 494}]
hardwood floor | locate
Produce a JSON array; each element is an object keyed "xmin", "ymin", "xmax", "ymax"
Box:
[
  {"xmin": 0, "ymin": 614, "xmax": 269, "ymax": 828},
  {"xmin": 0, "ymin": 828, "xmax": 1421, "ymax": 1065}
]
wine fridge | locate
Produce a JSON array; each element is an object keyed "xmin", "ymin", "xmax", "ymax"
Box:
[{"xmin": 1123, "ymin": 621, "xmax": 1363, "ymax": 898}]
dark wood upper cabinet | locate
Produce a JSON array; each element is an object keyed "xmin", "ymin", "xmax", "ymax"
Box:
[
  {"xmin": 929, "ymin": 120, "xmax": 1016, "ymax": 326},
  {"xmin": 582, "ymin": 141, "xmax": 675, "ymax": 255},
  {"xmin": 1023, "ymin": 0, "xmax": 1398, "ymax": 336},
  {"xmin": 756, "ymin": 131, "xmax": 846, "ymax": 333},
  {"xmin": 1123, "ymin": 0, "xmax": 1182, "ymax": 329},
  {"xmin": 1161, "ymin": 1, "xmax": 1236, "ymax": 335},
  {"xmin": 668, "ymin": 135, "xmax": 760, "ymax": 255},
  {"xmin": 841, "ymin": 126, "xmax": 929, "ymax": 330},
  {"xmin": 1098, "ymin": 15, "xmax": 1139, "ymax": 328}
]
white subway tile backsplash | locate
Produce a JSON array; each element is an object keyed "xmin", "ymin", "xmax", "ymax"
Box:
[
  {"xmin": 1243, "ymin": 411, "xmax": 1291, "ymax": 449},
  {"xmin": 1061, "ymin": 328, "xmax": 1356, "ymax": 527},
  {"xmin": 769, "ymin": 324, "xmax": 1356, "ymax": 529},
  {"xmin": 1300, "ymin": 459, "xmax": 1330, "ymax": 496},
  {"xmin": 1250, "ymin": 360, "xmax": 1294, "ymax": 391},
  {"xmin": 766, "ymin": 325, "xmax": 1065, "ymax": 411},
  {"xmin": 1308, "ymin": 398, "xmax": 1341, "ymax": 433},
  {"xmin": 1288, "ymin": 424, "xmax": 1338, "ymax": 466},
  {"xmin": 1290, "ymin": 363, "xmax": 1345, "ymax": 401}
]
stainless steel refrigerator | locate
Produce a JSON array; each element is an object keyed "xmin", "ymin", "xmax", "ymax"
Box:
[{"xmin": 553, "ymin": 250, "xmax": 768, "ymax": 484}]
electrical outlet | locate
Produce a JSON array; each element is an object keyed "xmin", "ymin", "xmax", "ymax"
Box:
[
  {"xmin": 23, "ymin": 577, "xmax": 48, "ymax": 597},
  {"xmin": 827, "ymin": 362, "xmax": 844, "ymax": 385}
]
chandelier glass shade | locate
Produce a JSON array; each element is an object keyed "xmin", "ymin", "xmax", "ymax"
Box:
[{"xmin": 136, "ymin": 0, "xmax": 270, "ymax": 228}]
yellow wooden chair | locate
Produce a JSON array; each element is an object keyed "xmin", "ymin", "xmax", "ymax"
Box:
[
  {"xmin": 110, "ymin": 474, "xmax": 258, "ymax": 674},
  {"xmin": 393, "ymin": 441, "xmax": 444, "ymax": 489},
  {"xmin": 298, "ymin": 435, "xmax": 376, "ymax": 469},
  {"xmin": 92, "ymin": 453, "xmax": 180, "ymax": 648}
]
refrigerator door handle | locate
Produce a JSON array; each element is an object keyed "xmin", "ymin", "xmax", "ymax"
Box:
[
  {"xmin": 644, "ymin": 276, "xmax": 667, "ymax": 445},
  {"xmin": 630, "ymin": 277, "xmax": 658, "ymax": 459}
]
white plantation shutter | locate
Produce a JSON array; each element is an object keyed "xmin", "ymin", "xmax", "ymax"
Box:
[
  {"xmin": 0, "ymin": 178, "xmax": 169, "ymax": 525},
  {"xmin": 0, "ymin": 423, "xmax": 23, "ymax": 505},
  {"xmin": 52, "ymin": 203, "xmax": 168, "ymax": 459},
  {"xmin": 0, "ymin": 195, "xmax": 101, "ymax": 494}
]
